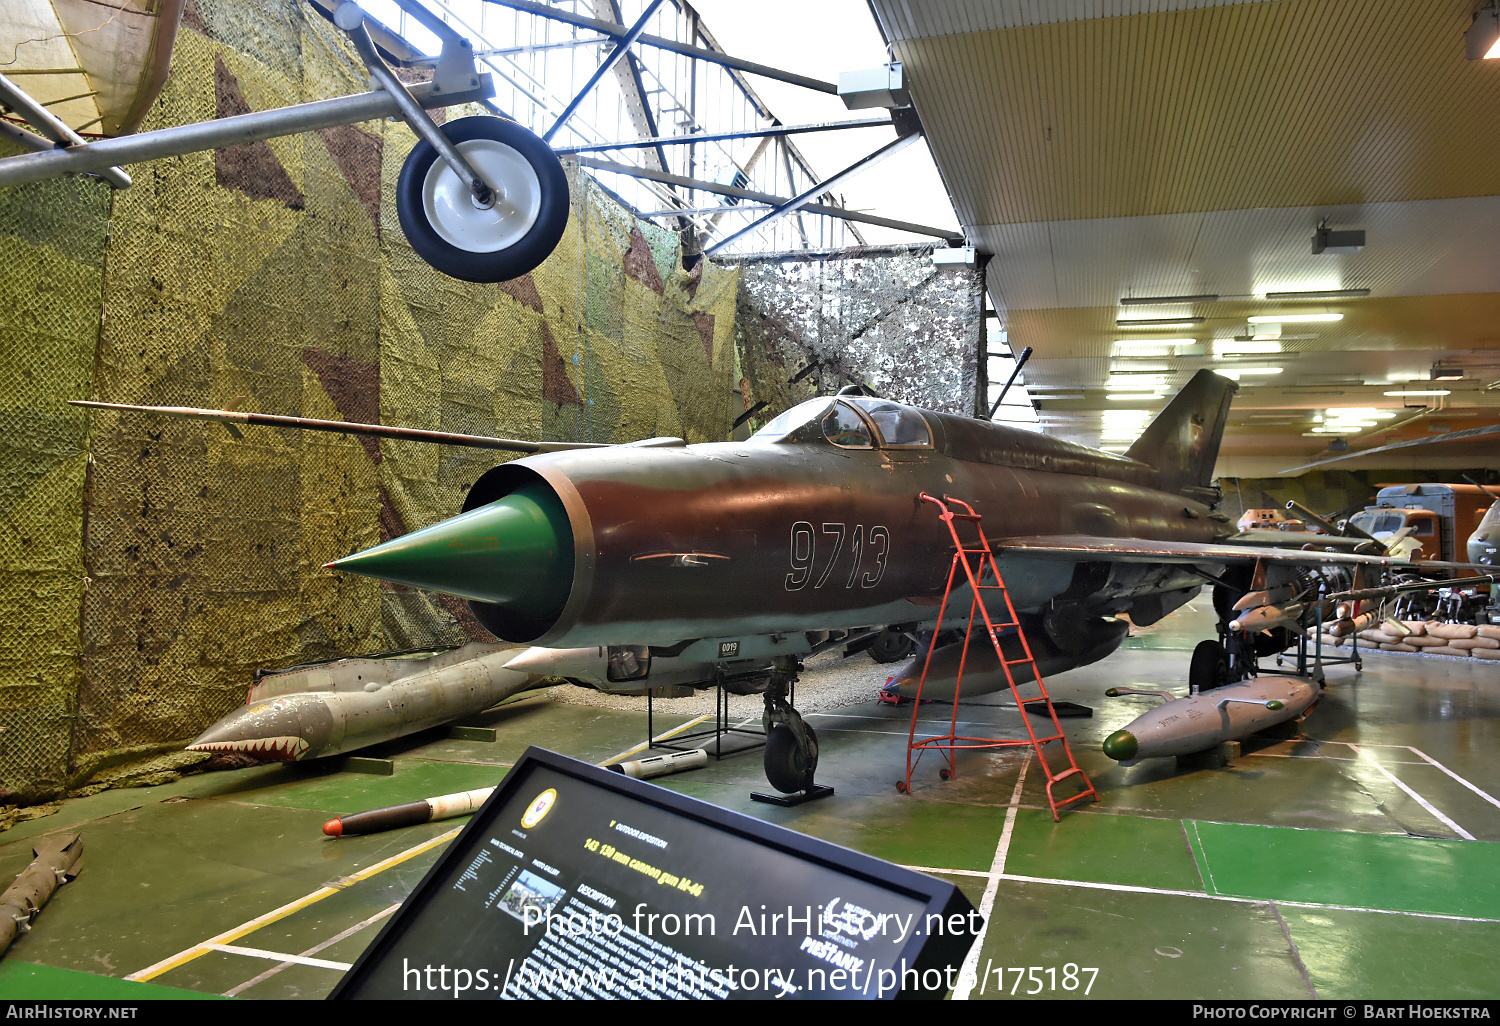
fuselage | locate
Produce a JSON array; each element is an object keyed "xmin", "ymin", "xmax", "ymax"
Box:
[{"xmin": 401, "ymin": 395, "xmax": 1224, "ymax": 649}]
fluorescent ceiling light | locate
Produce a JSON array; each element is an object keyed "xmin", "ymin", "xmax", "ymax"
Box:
[
  {"xmin": 1247, "ymin": 313, "xmax": 1343, "ymax": 323},
  {"xmin": 1119, "ymin": 293, "xmax": 1219, "ymax": 305},
  {"xmin": 1114, "ymin": 338, "xmax": 1195, "ymax": 348},
  {"xmin": 1262, "ymin": 289, "xmax": 1370, "ymax": 300},
  {"xmin": 1106, "ymin": 393, "xmax": 1162, "ymax": 401},
  {"xmin": 1384, "ymin": 389, "xmax": 1452, "ymax": 397},
  {"xmin": 1323, "ymin": 408, "xmax": 1395, "ymax": 421},
  {"xmin": 1116, "ymin": 317, "xmax": 1204, "ymax": 327},
  {"xmin": 1214, "ymin": 340, "xmax": 1283, "ymax": 355}
]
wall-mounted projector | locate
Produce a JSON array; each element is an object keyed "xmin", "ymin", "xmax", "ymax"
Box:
[
  {"xmin": 932, "ymin": 246, "xmax": 976, "ymax": 268},
  {"xmin": 838, "ymin": 63, "xmax": 911, "ymax": 110}
]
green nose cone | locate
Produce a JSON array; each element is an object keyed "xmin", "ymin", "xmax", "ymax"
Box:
[
  {"xmin": 1101, "ymin": 729, "xmax": 1138, "ymax": 762},
  {"xmin": 327, "ymin": 484, "xmax": 572, "ymax": 621}
]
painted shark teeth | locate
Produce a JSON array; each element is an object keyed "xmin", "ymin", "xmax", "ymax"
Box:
[{"xmin": 187, "ymin": 735, "xmax": 310, "ymax": 762}]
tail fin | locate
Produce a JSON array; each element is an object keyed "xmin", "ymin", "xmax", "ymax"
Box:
[{"xmin": 1125, "ymin": 370, "xmax": 1237, "ymax": 498}]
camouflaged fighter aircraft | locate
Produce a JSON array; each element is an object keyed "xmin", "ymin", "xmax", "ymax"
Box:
[{"xmin": 77, "ymin": 370, "xmax": 1481, "ymax": 795}]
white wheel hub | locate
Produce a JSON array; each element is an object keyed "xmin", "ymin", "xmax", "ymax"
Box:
[{"xmin": 421, "ymin": 138, "xmax": 543, "ymax": 253}]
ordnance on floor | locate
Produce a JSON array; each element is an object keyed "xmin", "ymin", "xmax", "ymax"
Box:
[{"xmin": 0, "ymin": 834, "xmax": 82, "ymax": 956}]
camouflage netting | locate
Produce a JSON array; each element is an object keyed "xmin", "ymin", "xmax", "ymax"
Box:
[
  {"xmin": 0, "ymin": 0, "xmax": 739, "ymax": 807},
  {"xmin": 731, "ymin": 246, "xmax": 983, "ymax": 426},
  {"xmin": 0, "ymin": 164, "xmax": 110, "ymax": 805}
]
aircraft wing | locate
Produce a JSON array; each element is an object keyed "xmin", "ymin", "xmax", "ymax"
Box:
[
  {"xmin": 68, "ymin": 400, "xmax": 609, "ymax": 454},
  {"xmin": 991, "ymin": 534, "xmax": 1485, "ymax": 573},
  {"xmin": 1221, "ymin": 529, "xmax": 1368, "ymax": 550}
]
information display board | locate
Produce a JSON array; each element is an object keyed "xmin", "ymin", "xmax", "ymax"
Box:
[{"xmin": 332, "ymin": 747, "xmax": 978, "ymax": 1000}]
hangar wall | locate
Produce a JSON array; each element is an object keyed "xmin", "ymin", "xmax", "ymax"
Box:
[
  {"xmin": 0, "ymin": 1, "xmax": 983, "ymax": 811},
  {"xmin": 0, "ymin": 0, "xmax": 740, "ymax": 806}
]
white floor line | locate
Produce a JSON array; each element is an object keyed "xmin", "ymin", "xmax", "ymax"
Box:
[
  {"xmin": 223, "ymin": 902, "xmax": 400, "ymax": 997},
  {"xmin": 995, "ymin": 872, "xmax": 1500, "ymax": 924},
  {"xmin": 127, "ymin": 827, "xmax": 461, "ymax": 982},
  {"xmin": 206, "ymin": 943, "xmax": 353, "ymax": 972},
  {"xmin": 1347, "ymin": 743, "xmax": 1475, "ymax": 840},
  {"xmin": 1402, "ymin": 746, "xmax": 1500, "ymax": 811},
  {"xmin": 952, "ymin": 753, "xmax": 1031, "ymax": 1001}
]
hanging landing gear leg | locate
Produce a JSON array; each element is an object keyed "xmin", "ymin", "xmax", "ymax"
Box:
[{"xmin": 752, "ymin": 657, "xmax": 834, "ymax": 806}]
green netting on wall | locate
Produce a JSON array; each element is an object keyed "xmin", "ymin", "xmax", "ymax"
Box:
[
  {"xmin": 0, "ymin": 168, "xmax": 110, "ymax": 803},
  {"xmin": 0, "ymin": 0, "xmax": 739, "ymax": 805}
]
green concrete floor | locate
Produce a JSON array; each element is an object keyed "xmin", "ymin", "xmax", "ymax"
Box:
[{"xmin": 3, "ymin": 600, "xmax": 1500, "ymax": 1000}]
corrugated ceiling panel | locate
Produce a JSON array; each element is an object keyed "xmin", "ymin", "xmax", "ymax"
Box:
[
  {"xmin": 874, "ymin": 0, "xmax": 1283, "ymax": 41},
  {"xmin": 894, "ymin": 0, "xmax": 1500, "ymax": 224}
]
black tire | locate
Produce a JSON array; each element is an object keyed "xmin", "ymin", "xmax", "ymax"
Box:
[
  {"xmin": 764, "ymin": 722, "xmax": 817, "ymax": 793},
  {"xmin": 868, "ymin": 627, "xmax": 916, "ymax": 664},
  {"xmin": 1189, "ymin": 639, "xmax": 1228, "ymax": 692},
  {"xmin": 1253, "ymin": 626, "xmax": 1293, "ymax": 658},
  {"xmin": 396, "ymin": 116, "xmax": 569, "ymax": 283}
]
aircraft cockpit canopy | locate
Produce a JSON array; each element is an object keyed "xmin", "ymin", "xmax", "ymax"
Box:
[
  {"xmin": 843, "ymin": 398, "xmax": 933, "ymax": 448},
  {"xmin": 750, "ymin": 397, "xmax": 933, "ymax": 450}
]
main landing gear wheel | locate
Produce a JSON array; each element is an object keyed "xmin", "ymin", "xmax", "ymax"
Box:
[
  {"xmin": 868, "ymin": 627, "xmax": 916, "ymax": 664},
  {"xmin": 396, "ymin": 116, "xmax": 569, "ymax": 284},
  {"xmin": 1189, "ymin": 639, "xmax": 1229, "ymax": 693}
]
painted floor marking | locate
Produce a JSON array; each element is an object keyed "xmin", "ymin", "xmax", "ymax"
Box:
[
  {"xmin": 952, "ymin": 753, "xmax": 1031, "ymax": 1001},
  {"xmin": 1256, "ymin": 739, "xmax": 1495, "ymax": 837},
  {"xmin": 1346, "ymin": 742, "xmax": 1475, "ymax": 839},
  {"xmin": 990, "ymin": 872, "xmax": 1500, "ymax": 924},
  {"xmin": 1185, "ymin": 819, "xmax": 1222, "ymax": 895},
  {"xmin": 127, "ymin": 828, "xmax": 461, "ymax": 982},
  {"xmin": 137, "ymin": 716, "xmax": 717, "ymax": 987},
  {"xmin": 205, "ymin": 943, "xmax": 353, "ymax": 972},
  {"xmin": 1399, "ymin": 745, "xmax": 1500, "ymax": 811},
  {"xmin": 222, "ymin": 902, "xmax": 400, "ymax": 998}
]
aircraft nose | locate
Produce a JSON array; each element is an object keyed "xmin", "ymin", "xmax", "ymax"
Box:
[
  {"xmin": 1101, "ymin": 729, "xmax": 1138, "ymax": 761},
  {"xmin": 187, "ymin": 697, "xmax": 330, "ymax": 761},
  {"xmin": 326, "ymin": 484, "xmax": 573, "ymax": 617}
]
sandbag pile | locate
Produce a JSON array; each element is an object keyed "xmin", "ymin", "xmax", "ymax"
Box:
[{"xmin": 1315, "ymin": 619, "xmax": 1500, "ymax": 660}]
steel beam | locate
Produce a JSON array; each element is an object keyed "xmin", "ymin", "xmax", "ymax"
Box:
[
  {"xmin": 579, "ymin": 156, "xmax": 962, "ymax": 242},
  {"xmin": 704, "ymin": 133, "xmax": 922, "ymax": 254},
  {"xmin": 544, "ymin": 0, "xmax": 664, "ymax": 143},
  {"xmin": 484, "ymin": 0, "xmax": 839, "ymax": 94}
]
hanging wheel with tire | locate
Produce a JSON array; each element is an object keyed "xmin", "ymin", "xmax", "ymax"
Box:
[{"xmin": 396, "ymin": 116, "xmax": 569, "ymax": 283}]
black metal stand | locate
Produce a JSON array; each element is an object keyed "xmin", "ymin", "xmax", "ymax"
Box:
[
  {"xmin": 645, "ymin": 682, "xmax": 766, "ymax": 760},
  {"xmin": 750, "ymin": 784, "xmax": 834, "ymax": 806}
]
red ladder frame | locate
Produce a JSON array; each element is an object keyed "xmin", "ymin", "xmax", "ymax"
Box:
[{"xmin": 897, "ymin": 493, "xmax": 1098, "ymax": 821}]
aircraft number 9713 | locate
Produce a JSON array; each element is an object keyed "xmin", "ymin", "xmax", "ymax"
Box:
[{"xmin": 785, "ymin": 522, "xmax": 890, "ymax": 591}]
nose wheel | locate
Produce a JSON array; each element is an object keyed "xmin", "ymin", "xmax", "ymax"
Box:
[{"xmin": 752, "ymin": 658, "xmax": 833, "ymax": 806}]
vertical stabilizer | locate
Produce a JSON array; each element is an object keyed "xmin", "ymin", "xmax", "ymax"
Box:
[{"xmin": 1125, "ymin": 370, "xmax": 1237, "ymax": 497}]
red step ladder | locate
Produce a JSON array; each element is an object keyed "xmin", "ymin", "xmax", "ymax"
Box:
[{"xmin": 896, "ymin": 493, "xmax": 1098, "ymax": 821}]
